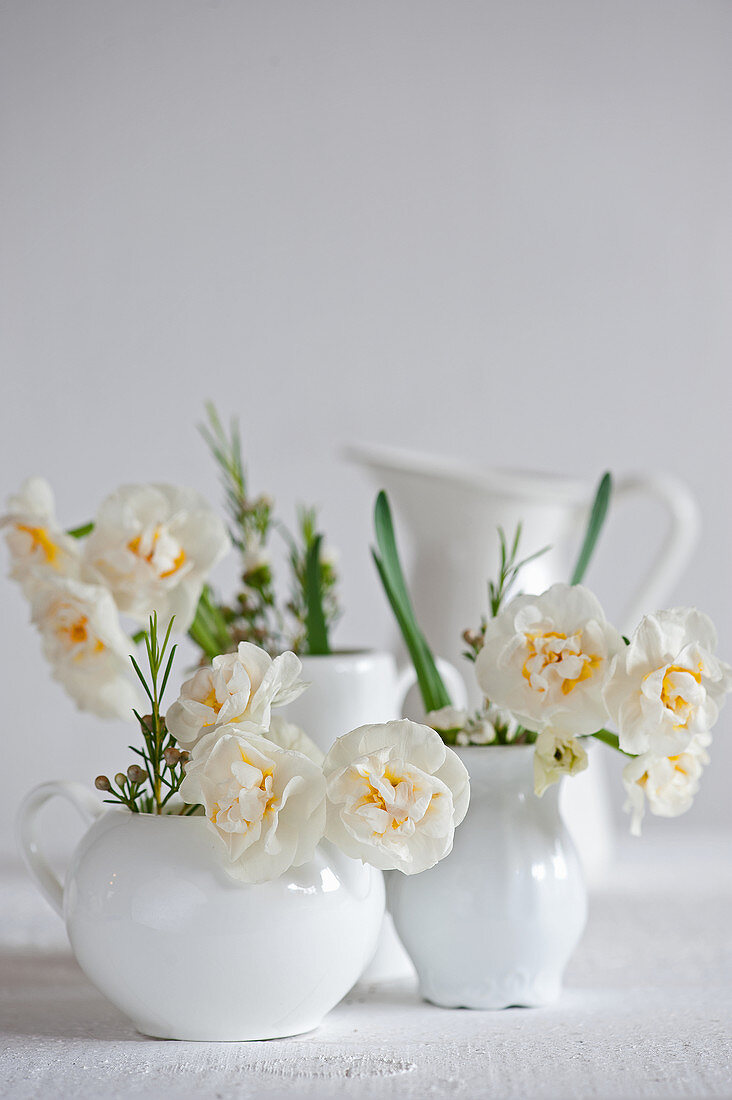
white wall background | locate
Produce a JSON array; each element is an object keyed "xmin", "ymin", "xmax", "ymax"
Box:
[{"xmin": 1, "ymin": 0, "xmax": 731, "ymax": 850}]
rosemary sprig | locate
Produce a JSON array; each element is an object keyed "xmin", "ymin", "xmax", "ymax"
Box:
[
  {"xmin": 489, "ymin": 525, "xmax": 551, "ymax": 618},
  {"xmin": 199, "ymin": 402, "xmax": 279, "ymax": 654},
  {"xmin": 462, "ymin": 526, "xmax": 550, "ymax": 663},
  {"xmin": 95, "ymin": 612, "xmax": 198, "ymax": 815}
]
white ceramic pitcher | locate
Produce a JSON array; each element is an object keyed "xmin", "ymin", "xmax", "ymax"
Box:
[
  {"xmin": 17, "ymin": 782, "xmax": 384, "ymax": 1040},
  {"xmin": 346, "ymin": 443, "xmax": 700, "ymax": 882},
  {"xmin": 347, "ymin": 443, "xmax": 700, "ymax": 688}
]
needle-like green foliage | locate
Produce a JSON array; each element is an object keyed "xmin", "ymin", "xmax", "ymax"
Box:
[{"xmin": 96, "ymin": 613, "xmax": 200, "ymax": 815}]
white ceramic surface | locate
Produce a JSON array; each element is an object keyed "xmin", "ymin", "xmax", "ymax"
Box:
[
  {"xmin": 283, "ymin": 649, "xmax": 465, "ymax": 985},
  {"xmin": 387, "ymin": 744, "xmax": 588, "ymax": 1009},
  {"xmin": 284, "ymin": 649, "xmax": 467, "ymax": 755},
  {"xmin": 17, "ymin": 781, "xmax": 385, "ymax": 1041},
  {"xmin": 347, "ymin": 444, "xmax": 700, "ymax": 678}
]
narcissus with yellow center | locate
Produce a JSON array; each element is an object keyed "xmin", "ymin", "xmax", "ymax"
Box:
[
  {"xmin": 476, "ymin": 583, "xmax": 623, "ymax": 737},
  {"xmin": 604, "ymin": 608, "xmax": 732, "ymax": 757},
  {"xmin": 180, "ymin": 726, "xmax": 326, "ymax": 883},
  {"xmin": 323, "ymin": 719, "xmax": 470, "ymax": 874}
]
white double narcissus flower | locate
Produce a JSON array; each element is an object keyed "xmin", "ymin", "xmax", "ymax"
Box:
[
  {"xmin": 82, "ymin": 484, "xmax": 230, "ymax": 631},
  {"xmin": 425, "ymin": 705, "xmax": 469, "ymax": 737},
  {"xmin": 604, "ymin": 608, "xmax": 732, "ymax": 757},
  {"xmin": 533, "ymin": 729, "xmax": 589, "ymax": 797},
  {"xmin": 322, "ymin": 719, "xmax": 470, "ymax": 874},
  {"xmin": 30, "ymin": 576, "xmax": 138, "ymax": 720},
  {"xmin": 621, "ymin": 737, "xmax": 709, "ymax": 836},
  {"xmin": 475, "ymin": 583, "xmax": 624, "ymax": 736},
  {"xmin": 166, "ymin": 642, "xmax": 306, "ymax": 748},
  {"xmin": 266, "ymin": 715, "xmax": 324, "ymax": 765},
  {"xmin": 1, "ymin": 478, "xmax": 80, "ymax": 592},
  {"xmin": 180, "ymin": 726, "xmax": 326, "ymax": 883}
]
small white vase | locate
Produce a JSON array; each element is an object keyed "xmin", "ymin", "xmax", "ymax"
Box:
[
  {"xmin": 284, "ymin": 649, "xmax": 466, "ymax": 756},
  {"xmin": 17, "ymin": 782, "xmax": 385, "ymax": 1041},
  {"xmin": 387, "ymin": 744, "xmax": 587, "ymax": 1008},
  {"xmin": 283, "ymin": 648, "xmax": 466, "ymax": 986}
]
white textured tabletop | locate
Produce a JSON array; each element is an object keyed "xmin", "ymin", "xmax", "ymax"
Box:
[{"xmin": 1, "ymin": 830, "xmax": 731, "ymax": 1100}]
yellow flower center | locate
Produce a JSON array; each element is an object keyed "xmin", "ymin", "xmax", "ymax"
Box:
[
  {"xmin": 636, "ymin": 754, "xmax": 693, "ymax": 791},
  {"xmin": 16, "ymin": 524, "xmax": 60, "ymax": 565},
  {"xmin": 200, "ymin": 685, "xmax": 222, "ymax": 726},
  {"xmin": 357, "ymin": 768, "xmax": 416, "ymax": 834},
  {"xmin": 659, "ymin": 664, "xmax": 702, "ymax": 727},
  {"xmin": 209, "ymin": 750, "xmax": 275, "ymax": 827},
  {"xmin": 522, "ymin": 630, "xmax": 600, "ymax": 694},
  {"xmin": 64, "ymin": 615, "xmax": 88, "ymax": 644},
  {"xmin": 56, "ymin": 613, "xmax": 105, "ymax": 655},
  {"xmin": 127, "ymin": 530, "xmax": 186, "ymax": 579}
]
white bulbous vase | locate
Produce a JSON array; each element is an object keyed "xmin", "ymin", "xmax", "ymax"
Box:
[
  {"xmin": 283, "ymin": 648, "xmax": 467, "ymax": 984},
  {"xmin": 18, "ymin": 782, "xmax": 385, "ymax": 1041},
  {"xmin": 387, "ymin": 744, "xmax": 587, "ymax": 1008}
]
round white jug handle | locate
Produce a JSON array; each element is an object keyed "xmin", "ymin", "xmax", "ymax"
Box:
[
  {"xmin": 16, "ymin": 781, "xmax": 103, "ymax": 918},
  {"xmin": 613, "ymin": 474, "xmax": 701, "ymax": 632},
  {"xmin": 395, "ymin": 658, "xmax": 469, "ymax": 715}
]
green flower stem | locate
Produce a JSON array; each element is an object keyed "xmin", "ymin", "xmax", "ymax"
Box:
[{"xmin": 590, "ymin": 728, "xmax": 635, "ymax": 757}]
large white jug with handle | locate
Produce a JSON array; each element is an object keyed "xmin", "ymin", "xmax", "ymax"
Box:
[{"xmin": 346, "ymin": 443, "xmax": 700, "ymax": 881}]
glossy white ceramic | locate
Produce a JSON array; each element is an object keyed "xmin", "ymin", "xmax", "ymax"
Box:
[
  {"xmin": 347, "ymin": 443, "xmax": 700, "ymax": 672},
  {"xmin": 17, "ymin": 782, "xmax": 385, "ymax": 1041},
  {"xmin": 387, "ymin": 745, "xmax": 587, "ymax": 1009},
  {"xmin": 347, "ymin": 446, "xmax": 699, "ymax": 885},
  {"xmin": 283, "ymin": 649, "xmax": 466, "ymax": 983},
  {"xmin": 282, "ymin": 650, "xmax": 458, "ymax": 984},
  {"xmin": 284, "ymin": 649, "xmax": 467, "ymax": 755}
]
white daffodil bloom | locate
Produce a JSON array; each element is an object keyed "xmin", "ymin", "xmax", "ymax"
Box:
[
  {"xmin": 475, "ymin": 583, "xmax": 623, "ymax": 737},
  {"xmin": 425, "ymin": 705, "xmax": 469, "ymax": 736},
  {"xmin": 621, "ymin": 737, "xmax": 709, "ymax": 836},
  {"xmin": 322, "ymin": 719, "xmax": 470, "ymax": 875},
  {"xmin": 1, "ymin": 477, "xmax": 80, "ymax": 592},
  {"xmin": 30, "ymin": 576, "xmax": 138, "ymax": 720},
  {"xmin": 166, "ymin": 643, "xmax": 306, "ymax": 748},
  {"xmin": 180, "ymin": 726, "xmax": 326, "ymax": 883},
  {"xmin": 82, "ymin": 483, "xmax": 230, "ymax": 631},
  {"xmin": 604, "ymin": 608, "xmax": 732, "ymax": 757},
  {"xmin": 486, "ymin": 701, "xmax": 521, "ymax": 741},
  {"xmin": 456, "ymin": 720, "xmax": 497, "ymax": 746},
  {"xmin": 266, "ymin": 715, "xmax": 324, "ymax": 765},
  {"xmin": 533, "ymin": 729, "xmax": 589, "ymax": 797}
]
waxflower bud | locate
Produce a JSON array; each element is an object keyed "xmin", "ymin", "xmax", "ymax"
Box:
[
  {"xmin": 127, "ymin": 764, "xmax": 147, "ymax": 784},
  {"xmin": 115, "ymin": 772, "xmax": 127, "ymax": 788},
  {"xmin": 95, "ymin": 775, "xmax": 112, "ymax": 792},
  {"xmin": 163, "ymin": 746, "xmax": 182, "ymax": 767}
]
